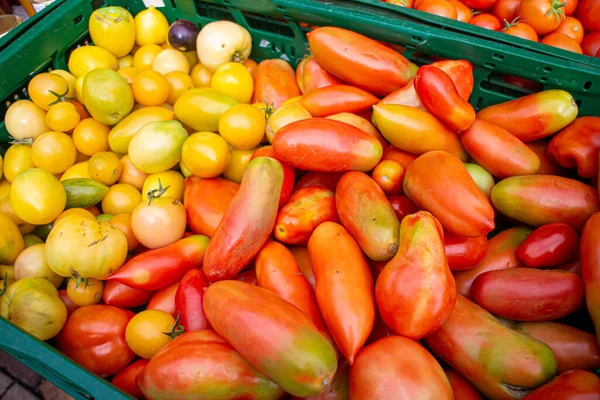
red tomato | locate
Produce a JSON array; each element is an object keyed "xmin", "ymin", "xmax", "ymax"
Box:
[
  {"xmin": 470, "ymin": 14, "xmax": 502, "ymax": 31},
  {"xmin": 112, "ymin": 359, "xmax": 149, "ymax": 400},
  {"xmin": 523, "ymin": 370, "xmax": 600, "ymax": 400},
  {"xmin": 461, "ymin": 0, "xmax": 499, "ymax": 9},
  {"xmin": 448, "ymin": 0, "xmax": 473, "ymax": 22},
  {"xmin": 103, "ymin": 280, "xmax": 154, "ymax": 309},
  {"xmin": 502, "ymin": 18, "xmax": 540, "ymax": 41},
  {"xmin": 416, "ymin": 0, "xmax": 458, "ymax": 19},
  {"xmin": 541, "ymin": 32, "xmax": 583, "ymax": 53},
  {"xmin": 296, "ymin": 85, "xmax": 379, "ymax": 118},
  {"xmin": 582, "ymin": 32, "xmax": 600, "ymax": 56},
  {"xmin": 387, "ymin": 194, "xmax": 418, "ymax": 222},
  {"xmin": 493, "ymin": 0, "xmax": 522, "ymax": 24},
  {"xmin": 147, "ymin": 281, "xmax": 180, "ymax": 317},
  {"xmin": 516, "ymin": 223, "xmax": 579, "ymax": 268},
  {"xmin": 444, "ymin": 233, "xmax": 488, "ymax": 271},
  {"xmin": 519, "ymin": 0, "xmax": 567, "ymax": 35},
  {"xmin": 56, "ymin": 305, "xmax": 135, "ymax": 377},
  {"xmin": 563, "ymin": 0, "xmax": 578, "ymax": 14},
  {"xmin": 553, "ymin": 17, "xmax": 584, "ymax": 43},
  {"xmin": 577, "ymin": 0, "xmax": 600, "ymax": 32},
  {"xmin": 175, "ymin": 269, "xmax": 210, "ymax": 332},
  {"xmin": 58, "ymin": 289, "xmax": 79, "ymax": 316},
  {"xmin": 371, "ymin": 160, "xmax": 405, "ymax": 195}
]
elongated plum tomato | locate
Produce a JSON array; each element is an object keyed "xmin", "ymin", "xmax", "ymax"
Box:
[{"xmin": 516, "ymin": 223, "xmax": 578, "ymax": 267}]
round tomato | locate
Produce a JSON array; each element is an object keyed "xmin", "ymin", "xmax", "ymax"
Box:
[
  {"xmin": 28, "ymin": 73, "xmax": 73, "ymax": 111},
  {"xmin": 266, "ymin": 104, "xmax": 311, "ymax": 143},
  {"xmin": 470, "ymin": 14, "xmax": 502, "ymax": 31},
  {"xmin": 519, "ymin": 0, "xmax": 566, "ymax": 35},
  {"xmin": 10, "ymin": 169, "xmax": 66, "ymax": 225},
  {"xmin": 118, "ymin": 155, "xmax": 148, "ymax": 191},
  {"xmin": 416, "ymin": 0, "xmax": 458, "ymax": 19},
  {"xmin": 133, "ymin": 44, "xmax": 163, "ymax": 71},
  {"xmin": 46, "ymin": 102, "xmax": 80, "ymax": 133},
  {"xmin": 72, "ymin": 118, "xmax": 110, "ymax": 156},
  {"xmin": 541, "ymin": 32, "xmax": 583, "ymax": 53},
  {"xmin": 190, "ymin": 63, "xmax": 213, "ymax": 88},
  {"xmin": 563, "ymin": 0, "xmax": 578, "ymax": 14},
  {"xmin": 577, "ymin": 0, "xmax": 600, "ymax": 32},
  {"xmin": 502, "ymin": 19, "xmax": 540, "ymax": 41},
  {"xmin": 211, "ymin": 62, "xmax": 253, "ymax": 104},
  {"xmin": 131, "ymin": 194, "xmax": 186, "ymax": 249},
  {"xmin": 181, "ymin": 132, "xmax": 231, "ymax": 178},
  {"xmin": 56, "ymin": 305, "xmax": 135, "ymax": 377},
  {"xmin": 372, "ymin": 160, "xmax": 406, "ymax": 195},
  {"xmin": 165, "ymin": 71, "xmax": 194, "ymax": 105},
  {"xmin": 109, "ymin": 214, "xmax": 140, "ymax": 251},
  {"xmin": 132, "ymin": 70, "xmax": 170, "ymax": 106},
  {"xmin": 448, "ymin": 0, "xmax": 473, "ymax": 22},
  {"xmin": 152, "ymin": 49, "xmax": 190, "ymax": 75},
  {"xmin": 218, "ymin": 104, "xmax": 265, "ymax": 150},
  {"xmin": 67, "ymin": 277, "xmax": 104, "ymax": 306},
  {"xmin": 493, "ymin": 0, "xmax": 522, "ymax": 25},
  {"xmin": 88, "ymin": 151, "xmax": 122, "ymax": 185},
  {"xmin": 553, "ymin": 16, "xmax": 584, "ymax": 43},
  {"xmin": 3, "ymin": 144, "xmax": 35, "ymax": 183},
  {"xmin": 60, "ymin": 162, "xmax": 91, "ymax": 181},
  {"xmin": 142, "ymin": 170, "xmax": 185, "ymax": 201},
  {"xmin": 125, "ymin": 309, "xmax": 177, "ymax": 359},
  {"xmin": 31, "ymin": 131, "xmax": 77, "ymax": 175},
  {"xmin": 101, "ymin": 184, "xmax": 142, "ymax": 215},
  {"xmin": 581, "ymin": 32, "xmax": 600, "ymax": 56},
  {"xmin": 223, "ymin": 147, "xmax": 255, "ymax": 183},
  {"xmin": 4, "ymin": 100, "xmax": 50, "ymax": 140}
]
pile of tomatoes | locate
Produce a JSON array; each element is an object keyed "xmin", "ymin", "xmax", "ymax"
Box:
[
  {"xmin": 1, "ymin": 3, "xmax": 600, "ymax": 400},
  {"xmin": 384, "ymin": 0, "xmax": 600, "ymax": 55}
]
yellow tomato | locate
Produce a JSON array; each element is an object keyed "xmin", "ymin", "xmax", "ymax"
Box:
[
  {"xmin": 88, "ymin": 152, "xmax": 122, "ymax": 185},
  {"xmin": 14, "ymin": 243, "xmax": 63, "ymax": 288},
  {"xmin": 3, "ymin": 144, "xmax": 35, "ymax": 182},
  {"xmin": 60, "ymin": 162, "xmax": 91, "ymax": 181},
  {"xmin": 223, "ymin": 147, "xmax": 255, "ymax": 183},
  {"xmin": 89, "ymin": 6, "xmax": 136, "ymax": 58},
  {"xmin": 125, "ymin": 309, "xmax": 176, "ymax": 359},
  {"xmin": 179, "ymin": 160, "xmax": 193, "ymax": 178},
  {"xmin": 72, "ymin": 118, "xmax": 110, "ymax": 156},
  {"xmin": 0, "ymin": 179, "xmax": 10, "ymax": 200},
  {"xmin": 46, "ymin": 102, "xmax": 81, "ymax": 132},
  {"xmin": 67, "ymin": 277, "xmax": 104, "ymax": 306},
  {"xmin": 164, "ymin": 72, "xmax": 193, "ymax": 105},
  {"xmin": 142, "ymin": 170, "xmax": 184, "ymax": 201},
  {"xmin": 211, "ymin": 62, "xmax": 253, "ymax": 104},
  {"xmin": 101, "ymin": 183, "xmax": 142, "ymax": 215},
  {"xmin": 75, "ymin": 76, "xmax": 85, "ymax": 104},
  {"xmin": 68, "ymin": 45, "xmax": 118, "ymax": 78},
  {"xmin": 28, "ymin": 73, "xmax": 73, "ymax": 111},
  {"xmin": 181, "ymin": 132, "xmax": 230, "ymax": 178},
  {"xmin": 54, "ymin": 208, "xmax": 95, "ymax": 225},
  {"xmin": 76, "ymin": 152, "xmax": 91, "ymax": 163},
  {"xmin": 135, "ymin": 6, "xmax": 169, "ymax": 46},
  {"xmin": 132, "ymin": 44, "xmax": 163, "ymax": 71},
  {"xmin": 132, "ymin": 70, "xmax": 170, "ymax": 107},
  {"xmin": 0, "ymin": 195, "xmax": 36, "ymax": 235},
  {"xmin": 266, "ymin": 103, "xmax": 312, "ymax": 143},
  {"xmin": 118, "ymin": 55, "xmax": 134, "ymax": 69},
  {"xmin": 10, "ymin": 169, "xmax": 66, "ymax": 225},
  {"xmin": 152, "ymin": 49, "xmax": 190, "ymax": 75},
  {"xmin": 4, "ymin": 100, "xmax": 50, "ymax": 140},
  {"xmin": 190, "ymin": 63, "xmax": 213, "ymax": 88},
  {"xmin": 118, "ymin": 155, "xmax": 148, "ymax": 191},
  {"xmin": 31, "ymin": 132, "xmax": 77, "ymax": 175},
  {"xmin": 50, "ymin": 69, "xmax": 77, "ymax": 91},
  {"xmin": 109, "ymin": 214, "xmax": 139, "ymax": 251},
  {"xmin": 218, "ymin": 104, "xmax": 265, "ymax": 150},
  {"xmin": 0, "ymin": 214, "xmax": 24, "ymax": 265}
]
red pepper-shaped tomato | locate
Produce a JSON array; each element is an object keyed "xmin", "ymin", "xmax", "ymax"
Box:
[
  {"xmin": 251, "ymin": 146, "xmax": 295, "ymax": 208},
  {"xmin": 175, "ymin": 269, "xmax": 210, "ymax": 332},
  {"xmin": 514, "ymin": 321, "xmax": 600, "ymax": 373},
  {"xmin": 454, "ymin": 226, "xmax": 532, "ymax": 297},
  {"xmin": 108, "ymin": 235, "xmax": 209, "ymax": 291},
  {"xmin": 387, "ymin": 194, "xmax": 418, "ymax": 222},
  {"xmin": 137, "ymin": 330, "xmax": 284, "ymax": 400},
  {"xmin": 203, "ymin": 281, "xmax": 338, "ymax": 397},
  {"xmin": 414, "ymin": 65, "xmax": 475, "ymax": 132},
  {"xmin": 307, "ymin": 27, "xmax": 416, "ymax": 96},
  {"xmin": 103, "ymin": 280, "xmax": 154, "ymax": 309},
  {"xmin": 326, "ymin": 113, "xmax": 388, "ymax": 149},
  {"xmin": 297, "ymin": 85, "xmax": 378, "ymax": 118},
  {"xmin": 295, "ymin": 172, "xmax": 343, "ymax": 193},
  {"xmin": 147, "ymin": 281, "xmax": 179, "ymax": 317},
  {"xmin": 252, "ymin": 59, "xmax": 301, "ymax": 108},
  {"xmin": 581, "ymin": 212, "xmax": 600, "ymax": 347},
  {"xmin": 376, "ymin": 211, "xmax": 456, "ymax": 339},
  {"xmin": 256, "ymin": 242, "xmax": 329, "ymax": 337},
  {"xmin": 289, "ymin": 245, "xmax": 316, "ymax": 288},
  {"xmin": 274, "ymin": 186, "xmax": 338, "ymax": 245},
  {"xmin": 522, "ymin": 370, "xmax": 600, "ymax": 400},
  {"xmin": 296, "ymin": 56, "xmax": 344, "ymax": 95},
  {"xmin": 112, "ymin": 359, "xmax": 149, "ymax": 400},
  {"xmin": 308, "ymin": 222, "xmax": 375, "ymax": 365},
  {"xmin": 56, "ymin": 305, "xmax": 135, "ymax": 377},
  {"xmin": 203, "ymin": 157, "xmax": 283, "ymax": 282},
  {"xmin": 444, "ymin": 232, "xmax": 488, "ymax": 271},
  {"xmin": 491, "ymin": 175, "xmax": 600, "ymax": 232},
  {"xmin": 183, "ymin": 176, "xmax": 238, "ymax": 237},
  {"xmin": 336, "ymin": 172, "xmax": 400, "ymax": 261},
  {"xmin": 471, "ymin": 268, "xmax": 584, "ymax": 321},
  {"xmin": 350, "ymin": 336, "xmax": 453, "ymax": 400},
  {"xmin": 516, "ymin": 223, "xmax": 579, "ymax": 268},
  {"xmin": 404, "ymin": 151, "xmax": 495, "ymax": 237},
  {"xmin": 526, "ymin": 140, "xmax": 566, "ymax": 175},
  {"xmin": 547, "ymin": 117, "xmax": 600, "ymax": 178},
  {"xmin": 477, "ymin": 90, "xmax": 578, "ymax": 142},
  {"xmin": 460, "ymin": 119, "xmax": 541, "ymax": 178},
  {"xmin": 445, "ymin": 370, "xmax": 483, "ymax": 400},
  {"xmin": 273, "ymin": 118, "xmax": 383, "ymax": 172}
]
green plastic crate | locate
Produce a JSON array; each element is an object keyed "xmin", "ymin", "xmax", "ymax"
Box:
[{"xmin": 0, "ymin": 0, "xmax": 599, "ymax": 398}]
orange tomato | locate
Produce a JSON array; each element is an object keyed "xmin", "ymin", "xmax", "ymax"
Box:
[
  {"xmin": 541, "ymin": 32, "xmax": 583, "ymax": 53},
  {"xmin": 72, "ymin": 118, "xmax": 110, "ymax": 156},
  {"xmin": 416, "ymin": 0, "xmax": 458, "ymax": 19},
  {"xmin": 164, "ymin": 72, "xmax": 193, "ymax": 105},
  {"xmin": 554, "ymin": 16, "xmax": 584, "ymax": 43},
  {"xmin": 88, "ymin": 152, "xmax": 122, "ymax": 186},
  {"xmin": 190, "ymin": 63, "xmax": 213, "ymax": 88},
  {"xmin": 132, "ymin": 71, "xmax": 170, "ymax": 106},
  {"xmin": 46, "ymin": 102, "xmax": 80, "ymax": 132},
  {"xmin": 502, "ymin": 19, "xmax": 540, "ymax": 41},
  {"xmin": 448, "ymin": 0, "xmax": 473, "ymax": 22},
  {"xmin": 109, "ymin": 214, "xmax": 140, "ymax": 251},
  {"xmin": 470, "ymin": 13, "xmax": 502, "ymax": 31},
  {"xmin": 243, "ymin": 59, "xmax": 258, "ymax": 79},
  {"xmin": 101, "ymin": 184, "xmax": 142, "ymax": 215},
  {"xmin": 133, "ymin": 44, "xmax": 163, "ymax": 71},
  {"xmin": 28, "ymin": 73, "xmax": 73, "ymax": 111},
  {"xmin": 118, "ymin": 155, "xmax": 148, "ymax": 191}
]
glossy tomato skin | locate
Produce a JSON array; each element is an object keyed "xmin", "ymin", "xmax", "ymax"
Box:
[
  {"xmin": 514, "ymin": 321, "xmax": 600, "ymax": 373},
  {"xmin": 203, "ymin": 281, "xmax": 337, "ymax": 397},
  {"xmin": 175, "ymin": 268, "xmax": 210, "ymax": 332},
  {"xmin": 541, "ymin": 32, "xmax": 583, "ymax": 53},
  {"xmin": 307, "ymin": 27, "xmax": 416, "ymax": 96},
  {"xmin": 577, "ymin": 0, "xmax": 600, "ymax": 32},
  {"xmin": 251, "ymin": 146, "xmax": 295, "ymax": 208},
  {"xmin": 103, "ymin": 280, "xmax": 154, "ymax": 309},
  {"xmin": 448, "ymin": 0, "xmax": 473, "ymax": 22},
  {"xmin": 460, "ymin": 119, "xmax": 541, "ymax": 178},
  {"xmin": 296, "ymin": 56, "xmax": 344, "ymax": 95},
  {"xmin": 424, "ymin": 296, "xmax": 558, "ymax": 400},
  {"xmin": 112, "ymin": 359, "xmax": 149, "ymax": 400},
  {"xmin": 416, "ymin": 0, "xmax": 458, "ymax": 19},
  {"xmin": 272, "ymin": 118, "xmax": 383, "ymax": 172},
  {"xmin": 525, "ymin": 140, "xmax": 566, "ymax": 175},
  {"xmin": 108, "ymin": 235, "xmax": 209, "ymax": 290},
  {"xmin": 252, "ymin": 59, "xmax": 301, "ymax": 108},
  {"xmin": 554, "ymin": 17, "xmax": 584, "ymax": 43},
  {"xmin": 454, "ymin": 226, "xmax": 532, "ymax": 297},
  {"xmin": 376, "ymin": 212, "xmax": 456, "ymax": 339},
  {"xmin": 547, "ymin": 117, "xmax": 600, "ymax": 179},
  {"xmin": 350, "ymin": 336, "xmax": 453, "ymax": 400},
  {"xmin": 297, "ymin": 85, "xmax": 378, "ymax": 118},
  {"xmin": 414, "ymin": 65, "xmax": 476, "ymax": 132},
  {"xmin": 387, "ymin": 194, "xmax": 418, "ymax": 222},
  {"xmin": 519, "ymin": 0, "xmax": 567, "ymax": 35},
  {"xmin": 477, "ymin": 90, "xmax": 578, "ymax": 142},
  {"xmin": 183, "ymin": 176, "xmax": 238, "ymax": 237},
  {"xmin": 371, "ymin": 160, "xmax": 405, "ymax": 194},
  {"xmin": 137, "ymin": 330, "xmax": 284, "ymax": 400},
  {"xmin": 444, "ymin": 232, "xmax": 488, "ymax": 271},
  {"xmin": 493, "ymin": 0, "xmax": 522, "ymax": 24},
  {"xmin": 445, "ymin": 370, "xmax": 483, "ymax": 400},
  {"xmin": 274, "ymin": 186, "xmax": 338, "ymax": 245},
  {"xmin": 56, "ymin": 305, "xmax": 135, "ymax": 377},
  {"xmin": 581, "ymin": 212, "xmax": 600, "ymax": 347},
  {"xmin": 336, "ymin": 172, "xmax": 400, "ymax": 261},
  {"xmin": 516, "ymin": 223, "xmax": 578, "ymax": 267},
  {"xmin": 147, "ymin": 281, "xmax": 179, "ymax": 317},
  {"xmin": 308, "ymin": 222, "xmax": 375, "ymax": 365},
  {"xmin": 582, "ymin": 32, "xmax": 600, "ymax": 56},
  {"xmin": 522, "ymin": 370, "xmax": 600, "ymax": 400},
  {"xmin": 502, "ymin": 20, "xmax": 540, "ymax": 41},
  {"xmin": 470, "ymin": 13, "xmax": 502, "ymax": 30},
  {"xmin": 491, "ymin": 175, "xmax": 599, "ymax": 232},
  {"xmin": 461, "ymin": 0, "xmax": 498, "ymax": 9},
  {"xmin": 404, "ymin": 151, "xmax": 495, "ymax": 237}
]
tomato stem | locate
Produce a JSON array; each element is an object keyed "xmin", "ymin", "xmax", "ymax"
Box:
[
  {"xmin": 146, "ymin": 178, "xmax": 171, "ymax": 205},
  {"xmin": 47, "ymin": 87, "xmax": 75, "ymax": 106},
  {"xmin": 230, "ymin": 51, "xmax": 247, "ymax": 64},
  {"xmin": 162, "ymin": 312, "xmax": 185, "ymax": 339},
  {"xmin": 9, "ymin": 137, "xmax": 34, "ymax": 145},
  {"xmin": 545, "ymin": 0, "xmax": 566, "ymax": 21}
]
